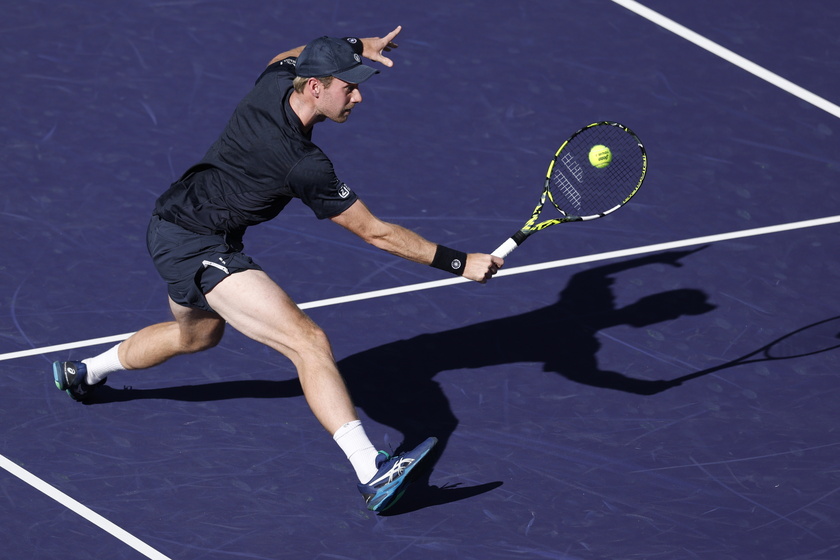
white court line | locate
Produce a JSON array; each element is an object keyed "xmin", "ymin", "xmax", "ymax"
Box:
[
  {"xmin": 0, "ymin": 454, "xmax": 172, "ymax": 560},
  {"xmin": 3, "ymin": 214, "xmax": 839, "ymax": 363},
  {"xmin": 610, "ymin": 0, "xmax": 840, "ymax": 119}
]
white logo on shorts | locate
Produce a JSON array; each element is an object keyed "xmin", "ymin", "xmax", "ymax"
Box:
[{"xmin": 202, "ymin": 260, "xmax": 230, "ymax": 275}]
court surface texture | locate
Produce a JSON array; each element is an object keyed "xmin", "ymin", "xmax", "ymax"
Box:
[{"xmin": 2, "ymin": 1, "xmax": 839, "ymax": 558}]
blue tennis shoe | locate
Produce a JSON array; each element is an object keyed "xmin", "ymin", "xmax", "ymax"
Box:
[
  {"xmin": 358, "ymin": 437, "xmax": 437, "ymax": 512},
  {"xmin": 52, "ymin": 361, "xmax": 106, "ymax": 402}
]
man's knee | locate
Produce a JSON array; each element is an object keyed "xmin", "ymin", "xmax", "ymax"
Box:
[
  {"xmin": 181, "ymin": 321, "xmax": 225, "ymax": 353},
  {"xmin": 282, "ymin": 320, "xmax": 335, "ymax": 367},
  {"xmin": 300, "ymin": 319, "xmax": 332, "ymax": 351}
]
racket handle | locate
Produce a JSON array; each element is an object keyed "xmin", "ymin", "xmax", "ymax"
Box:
[
  {"xmin": 492, "ymin": 238, "xmax": 519, "ymax": 259},
  {"xmin": 491, "ymin": 231, "xmax": 529, "ymax": 259}
]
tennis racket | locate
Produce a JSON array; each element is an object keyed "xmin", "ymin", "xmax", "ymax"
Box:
[{"xmin": 492, "ymin": 121, "xmax": 647, "ymax": 258}]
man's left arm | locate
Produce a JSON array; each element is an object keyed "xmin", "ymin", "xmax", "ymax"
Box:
[
  {"xmin": 267, "ymin": 46, "xmax": 305, "ymax": 67},
  {"xmin": 267, "ymin": 26, "xmax": 403, "ymax": 68},
  {"xmin": 331, "ymin": 199, "xmax": 502, "ymax": 283}
]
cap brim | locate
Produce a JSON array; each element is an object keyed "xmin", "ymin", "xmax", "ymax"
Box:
[{"xmin": 333, "ymin": 64, "xmax": 379, "ymax": 84}]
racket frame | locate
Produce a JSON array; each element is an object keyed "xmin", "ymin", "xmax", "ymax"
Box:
[{"xmin": 492, "ymin": 121, "xmax": 647, "ymax": 258}]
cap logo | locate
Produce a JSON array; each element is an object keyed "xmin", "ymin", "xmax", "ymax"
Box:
[{"xmin": 297, "ymin": 36, "xmax": 378, "ymax": 83}]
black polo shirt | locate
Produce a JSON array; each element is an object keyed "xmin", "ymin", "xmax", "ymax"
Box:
[{"xmin": 153, "ymin": 57, "xmax": 358, "ymax": 242}]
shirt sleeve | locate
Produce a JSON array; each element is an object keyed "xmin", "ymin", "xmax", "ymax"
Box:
[
  {"xmin": 256, "ymin": 56, "xmax": 297, "ymax": 85},
  {"xmin": 287, "ymin": 151, "xmax": 359, "ymax": 219}
]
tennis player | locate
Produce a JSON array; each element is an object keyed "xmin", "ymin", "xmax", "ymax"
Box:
[{"xmin": 51, "ymin": 26, "xmax": 503, "ymax": 512}]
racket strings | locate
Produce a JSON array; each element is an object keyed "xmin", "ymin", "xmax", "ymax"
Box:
[{"xmin": 548, "ymin": 124, "xmax": 645, "ymax": 218}]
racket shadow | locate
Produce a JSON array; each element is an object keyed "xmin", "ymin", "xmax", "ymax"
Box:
[
  {"xmin": 668, "ymin": 315, "xmax": 840, "ymax": 386},
  {"xmin": 339, "ymin": 248, "xmax": 715, "ymax": 513}
]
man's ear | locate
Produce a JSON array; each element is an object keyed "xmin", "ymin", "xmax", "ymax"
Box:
[{"xmin": 309, "ymin": 77, "xmax": 321, "ymax": 98}]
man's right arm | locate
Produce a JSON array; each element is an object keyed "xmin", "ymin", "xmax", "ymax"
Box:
[{"xmin": 330, "ymin": 199, "xmax": 502, "ymax": 284}]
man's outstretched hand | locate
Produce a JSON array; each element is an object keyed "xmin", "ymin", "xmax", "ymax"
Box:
[{"xmin": 361, "ymin": 26, "xmax": 402, "ymax": 68}]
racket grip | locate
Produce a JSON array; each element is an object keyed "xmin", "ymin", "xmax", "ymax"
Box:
[
  {"xmin": 492, "ymin": 238, "xmax": 519, "ymax": 259},
  {"xmin": 491, "ymin": 230, "xmax": 528, "ymax": 259}
]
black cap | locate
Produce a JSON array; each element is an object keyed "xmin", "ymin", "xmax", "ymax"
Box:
[{"xmin": 296, "ymin": 36, "xmax": 378, "ymax": 84}]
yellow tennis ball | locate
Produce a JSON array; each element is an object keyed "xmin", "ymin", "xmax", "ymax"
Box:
[{"xmin": 588, "ymin": 145, "xmax": 612, "ymax": 168}]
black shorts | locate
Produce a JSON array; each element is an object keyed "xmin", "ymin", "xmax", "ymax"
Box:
[{"xmin": 146, "ymin": 215, "xmax": 262, "ymax": 312}]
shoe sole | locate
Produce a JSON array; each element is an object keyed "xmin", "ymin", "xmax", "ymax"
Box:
[{"xmin": 368, "ymin": 437, "xmax": 438, "ymax": 512}]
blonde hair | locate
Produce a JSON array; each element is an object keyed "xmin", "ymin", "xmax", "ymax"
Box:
[{"xmin": 293, "ymin": 75, "xmax": 334, "ymax": 94}]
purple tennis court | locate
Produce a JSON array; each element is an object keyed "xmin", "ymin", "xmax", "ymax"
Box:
[{"xmin": 2, "ymin": 1, "xmax": 840, "ymax": 558}]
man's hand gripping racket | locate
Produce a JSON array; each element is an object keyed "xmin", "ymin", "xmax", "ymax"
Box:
[{"xmin": 492, "ymin": 121, "xmax": 647, "ymax": 258}]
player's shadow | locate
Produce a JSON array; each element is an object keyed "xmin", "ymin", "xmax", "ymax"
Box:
[
  {"xmin": 91, "ymin": 378, "xmax": 304, "ymax": 403},
  {"xmin": 337, "ymin": 248, "xmax": 715, "ymax": 514},
  {"xmin": 89, "ymin": 248, "xmax": 715, "ymax": 514}
]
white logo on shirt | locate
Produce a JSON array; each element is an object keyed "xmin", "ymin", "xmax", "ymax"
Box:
[{"xmin": 338, "ymin": 183, "xmax": 351, "ymax": 199}]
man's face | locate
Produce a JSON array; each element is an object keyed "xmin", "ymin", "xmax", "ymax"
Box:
[{"xmin": 317, "ymin": 77, "xmax": 363, "ymax": 123}]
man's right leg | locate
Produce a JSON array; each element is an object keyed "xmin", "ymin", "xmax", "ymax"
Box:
[{"xmin": 203, "ymin": 269, "xmax": 438, "ymax": 511}]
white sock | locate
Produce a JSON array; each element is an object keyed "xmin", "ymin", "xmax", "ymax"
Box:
[
  {"xmin": 82, "ymin": 344, "xmax": 126, "ymax": 384},
  {"xmin": 333, "ymin": 420, "xmax": 380, "ymax": 483}
]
